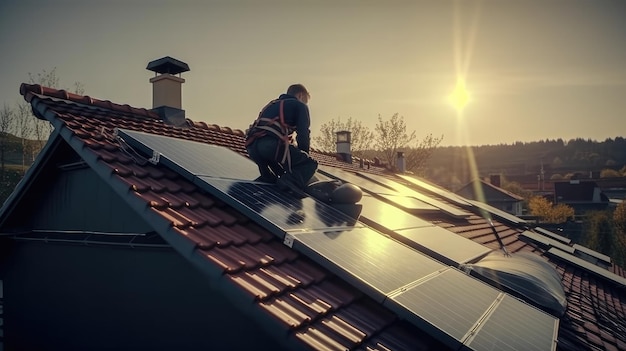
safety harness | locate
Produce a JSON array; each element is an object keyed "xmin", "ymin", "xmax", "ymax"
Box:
[{"xmin": 245, "ymin": 99, "xmax": 295, "ymax": 172}]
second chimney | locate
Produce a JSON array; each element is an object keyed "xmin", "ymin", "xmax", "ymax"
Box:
[
  {"xmin": 396, "ymin": 151, "xmax": 406, "ymax": 173},
  {"xmin": 147, "ymin": 56, "xmax": 189, "ymax": 127},
  {"xmin": 336, "ymin": 130, "xmax": 352, "ymax": 163}
]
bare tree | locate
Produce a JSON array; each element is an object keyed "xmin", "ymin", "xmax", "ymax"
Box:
[
  {"xmin": 374, "ymin": 113, "xmax": 416, "ymax": 168},
  {"xmin": 0, "ymin": 104, "xmax": 16, "ymax": 176},
  {"xmin": 16, "ymin": 103, "xmax": 35, "ymax": 170},
  {"xmin": 313, "ymin": 116, "xmax": 374, "ymax": 158},
  {"xmin": 28, "ymin": 67, "xmax": 60, "ymax": 148},
  {"xmin": 24, "ymin": 67, "xmax": 85, "ymax": 156},
  {"xmin": 405, "ymin": 133, "xmax": 444, "ymax": 175}
]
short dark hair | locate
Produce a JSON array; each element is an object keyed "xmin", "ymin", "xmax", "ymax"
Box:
[{"xmin": 287, "ymin": 84, "xmax": 310, "ymax": 98}]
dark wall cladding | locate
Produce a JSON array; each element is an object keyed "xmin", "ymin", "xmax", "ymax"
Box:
[{"xmin": 2, "ymin": 242, "xmax": 285, "ymax": 351}]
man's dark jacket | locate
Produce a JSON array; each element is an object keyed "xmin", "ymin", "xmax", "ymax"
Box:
[{"xmin": 256, "ymin": 93, "xmax": 311, "ymax": 153}]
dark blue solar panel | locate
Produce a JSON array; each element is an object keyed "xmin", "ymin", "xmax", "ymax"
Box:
[
  {"xmin": 465, "ymin": 294, "xmax": 559, "ymax": 351},
  {"xmin": 317, "ymin": 165, "xmax": 397, "ymax": 195},
  {"xmin": 358, "ymin": 195, "xmax": 434, "ymax": 231},
  {"xmin": 397, "ymin": 174, "xmax": 474, "ymax": 207},
  {"xmin": 394, "ymin": 226, "xmax": 492, "ymax": 266},
  {"xmin": 201, "ymin": 178, "xmax": 363, "ymax": 233},
  {"xmin": 386, "ymin": 268, "xmax": 558, "ymax": 351},
  {"xmin": 291, "ymin": 227, "xmax": 447, "ymax": 300},
  {"xmin": 319, "ymin": 166, "xmax": 470, "ymax": 218},
  {"xmin": 117, "ymin": 128, "xmax": 259, "ymax": 180}
]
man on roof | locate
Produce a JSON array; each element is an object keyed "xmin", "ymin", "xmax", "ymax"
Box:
[{"xmin": 245, "ymin": 84, "xmax": 318, "ymax": 197}]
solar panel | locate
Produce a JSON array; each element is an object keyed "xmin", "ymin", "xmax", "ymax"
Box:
[
  {"xmin": 519, "ymin": 231, "xmax": 576, "ymax": 254},
  {"xmin": 319, "ymin": 166, "xmax": 470, "ymax": 218},
  {"xmin": 534, "ymin": 227, "xmax": 572, "ymax": 244},
  {"xmin": 464, "ymin": 294, "xmax": 559, "ymax": 351},
  {"xmin": 201, "ymin": 178, "xmax": 363, "ymax": 234},
  {"xmin": 119, "ymin": 130, "xmax": 559, "ymax": 351},
  {"xmin": 394, "ymin": 226, "xmax": 492, "ymax": 266},
  {"xmin": 116, "ymin": 129, "xmax": 259, "ymax": 180},
  {"xmin": 572, "ymin": 244, "xmax": 612, "ymax": 265},
  {"xmin": 466, "ymin": 199, "xmax": 527, "ymax": 225},
  {"xmin": 358, "ymin": 194, "xmax": 434, "ymax": 231},
  {"xmin": 362, "ymin": 175, "xmax": 473, "ymax": 218},
  {"xmin": 397, "ymin": 174, "xmax": 474, "ymax": 207},
  {"xmin": 377, "ymin": 193, "xmax": 440, "ymax": 212},
  {"xmin": 386, "ymin": 268, "xmax": 558, "ymax": 351},
  {"xmin": 547, "ymin": 248, "xmax": 626, "ymax": 289},
  {"xmin": 317, "ymin": 165, "xmax": 397, "ymax": 195},
  {"xmin": 291, "ymin": 227, "xmax": 447, "ymax": 300}
]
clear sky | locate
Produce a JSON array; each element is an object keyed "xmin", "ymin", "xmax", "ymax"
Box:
[{"xmin": 1, "ymin": 0, "xmax": 625, "ymax": 147}]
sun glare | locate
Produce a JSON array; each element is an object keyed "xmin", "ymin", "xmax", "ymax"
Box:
[{"xmin": 448, "ymin": 78, "xmax": 470, "ymax": 112}]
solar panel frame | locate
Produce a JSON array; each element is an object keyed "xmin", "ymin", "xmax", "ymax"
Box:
[
  {"xmin": 394, "ymin": 226, "xmax": 492, "ymax": 266},
  {"xmin": 572, "ymin": 243, "xmax": 612, "ymax": 265},
  {"xmin": 519, "ymin": 230, "xmax": 576, "ymax": 254},
  {"xmin": 534, "ymin": 226, "xmax": 572, "ymax": 244},
  {"xmin": 466, "ymin": 199, "xmax": 527, "ymax": 225}
]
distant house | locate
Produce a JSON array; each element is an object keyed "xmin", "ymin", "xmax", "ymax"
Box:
[
  {"xmin": 2, "ymin": 57, "xmax": 626, "ymax": 351},
  {"xmin": 455, "ymin": 176, "xmax": 524, "ymax": 216},
  {"xmin": 554, "ymin": 180, "xmax": 610, "ymax": 214}
]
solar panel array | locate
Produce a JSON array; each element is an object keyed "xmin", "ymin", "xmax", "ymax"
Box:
[
  {"xmin": 521, "ymin": 230, "xmax": 612, "ymax": 266},
  {"xmin": 117, "ymin": 129, "xmax": 559, "ymax": 351},
  {"xmin": 547, "ymin": 248, "xmax": 626, "ymax": 288}
]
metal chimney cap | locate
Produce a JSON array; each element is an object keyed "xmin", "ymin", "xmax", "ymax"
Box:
[{"xmin": 146, "ymin": 56, "xmax": 190, "ymax": 75}]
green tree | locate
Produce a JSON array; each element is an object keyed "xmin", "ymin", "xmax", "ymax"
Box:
[
  {"xmin": 613, "ymin": 202, "xmax": 626, "ymax": 268},
  {"xmin": 583, "ymin": 210, "xmax": 614, "ymax": 258},
  {"xmin": 374, "ymin": 113, "xmax": 416, "ymax": 169}
]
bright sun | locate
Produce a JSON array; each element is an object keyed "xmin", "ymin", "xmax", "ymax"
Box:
[{"xmin": 448, "ymin": 78, "xmax": 470, "ymax": 112}]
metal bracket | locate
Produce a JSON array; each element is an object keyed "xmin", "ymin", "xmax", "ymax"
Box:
[{"xmin": 283, "ymin": 233, "xmax": 295, "ymax": 248}]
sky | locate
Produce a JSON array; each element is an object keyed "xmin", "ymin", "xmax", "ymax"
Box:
[{"xmin": 1, "ymin": 0, "xmax": 625, "ymax": 147}]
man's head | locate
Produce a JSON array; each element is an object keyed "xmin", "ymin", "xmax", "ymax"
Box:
[{"xmin": 287, "ymin": 84, "xmax": 310, "ymax": 105}]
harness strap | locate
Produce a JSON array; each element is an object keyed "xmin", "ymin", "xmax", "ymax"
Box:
[{"xmin": 245, "ymin": 99, "xmax": 293, "ymax": 172}]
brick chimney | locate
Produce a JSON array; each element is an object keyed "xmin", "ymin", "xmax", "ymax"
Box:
[
  {"xmin": 336, "ymin": 130, "xmax": 352, "ymax": 163},
  {"xmin": 146, "ymin": 56, "xmax": 189, "ymax": 127}
]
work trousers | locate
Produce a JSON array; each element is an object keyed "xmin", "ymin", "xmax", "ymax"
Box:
[{"xmin": 246, "ymin": 136, "xmax": 318, "ymax": 189}]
